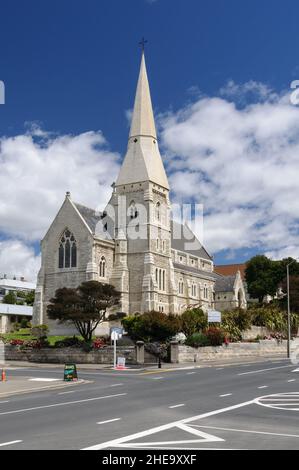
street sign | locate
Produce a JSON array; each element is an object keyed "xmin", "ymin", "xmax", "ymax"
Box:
[
  {"xmin": 110, "ymin": 326, "xmax": 123, "ymax": 337},
  {"xmin": 64, "ymin": 364, "xmax": 78, "ymax": 382},
  {"xmin": 208, "ymin": 310, "xmax": 222, "ymax": 323}
]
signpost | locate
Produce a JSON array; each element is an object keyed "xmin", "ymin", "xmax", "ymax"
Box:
[
  {"xmin": 110, "ymin": 327, "xmax": 124, "ymax": 369},
  {"xmin": 64, "ymin": 364, "xmax": 78, "ymax": 382},
  {"xmin": 208, "ymin": 310, "xmax": 222, "ymax": 323}
]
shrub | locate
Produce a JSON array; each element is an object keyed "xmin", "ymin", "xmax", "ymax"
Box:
[
  {"xmin": 145, "ymin": 342, "xmax": 169, "ymax": 361},
  {"xmin": 20, "ymin": 318, "xmax": 30, "ymax": 329},
  {"xmin": 222, "ymin": 308, "xmax": 252, "ymax": 332},
  {"xmin": 10, "ymin": 339, "xmax": 24, "ymax": 346},
  {"xmin": 92, "ymin": 338, "xmax": 105, "ymax": 349},
  {"xmin": 204, "ymin": 327, "xmax": 226, "ymax": 346},
  {"xmin": 54, "ymin": 336, "xmax": 83, "ymax": 348},
  {"xmin": 31, "ymin": 324, "xmax": 49, "ymax": 340},
  {"xmin": 122, "ymin": 311, "xmax": 180, "ymax": 343},
  {"xmin": 249, "ymin": 305, "xmax": 287, "ymax": 333},
  {"xmin": 179, "ymin": 308, "xmax": 208, "ymax": 337},
  {"xmin": 185, "ymin": 333, "xmax": 210, "ymax": 348},
  {"xmin": 221, "ymin": 321, "xmax": 242, "ymax": 342}
]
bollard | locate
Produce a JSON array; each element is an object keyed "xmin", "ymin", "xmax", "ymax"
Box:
[
  {"xmin": 1, "ymin": 369, "xmax": 6, "ymax": 382},
  {"xmin": 158, "ymin": 356, "xmax": 162, "ymax": 369}
]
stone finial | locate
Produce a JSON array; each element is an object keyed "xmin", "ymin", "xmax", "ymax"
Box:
[{"xmin": 66, "ymin": 191, "xmax": 71, "ymax": 198}]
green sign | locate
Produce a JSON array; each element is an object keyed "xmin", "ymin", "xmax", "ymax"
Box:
[{"xmin": 64, "ymin": 364, "xmax": 78, "ymax": 382}]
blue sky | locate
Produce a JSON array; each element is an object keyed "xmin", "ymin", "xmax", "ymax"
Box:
[{"xmin": 1, "ymin": 0, "xmax": 299, "ymax": 279}]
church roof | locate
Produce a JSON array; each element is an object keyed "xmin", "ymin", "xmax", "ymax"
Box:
[
  {"xmin": 129, "ymin": 52, "xmax": 157, "ymax": 140},
  {"xmin": 214, "ymin": 274, "xmax": 236, "ymax": 292},
  {"xmin": 171, "ymin": 220, "xmax": 212, "ymax": 261},
  {"xmin": 115, "ymin": 52, "xmax": 169, "ymax": 189},
  {"xmin": 74, "ymin": 203, "xmax": 102, "ymax": 233},
  {"xmin": 173, "ymin": 263, "xmax": 218, "ymax": 280}
]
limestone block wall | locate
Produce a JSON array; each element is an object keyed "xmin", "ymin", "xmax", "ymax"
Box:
[
  {"xmin": 171, "ymin": 340, "xmax": 295, "ymax": 363},
  {"xmin": 4, "ymin": 345, "xmax": 137, "ymax": 364}
]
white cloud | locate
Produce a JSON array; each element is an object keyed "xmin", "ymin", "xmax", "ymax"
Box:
[
  {"xmin": 160, "ymin": 85, "xmax": 299, "ymax": 258},
  {"xmin": 0, "ymin": 127, "xmax": 121, "ymax": 280},
  {"xmin": 0, "ymin": 127, "xmax": 120, "ymax": 241},
  {"xmin": 2, "ymin": 80, "xmax": 299, "ymax": 279},
  {"xmin": 0, "ymin": 239, "xmax": 40, "ymax": 281}
]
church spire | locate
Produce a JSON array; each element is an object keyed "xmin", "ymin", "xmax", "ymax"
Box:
[
  {"xmin": 129, "ymin": 51, "xmax": 157, "ymax": 140},
  {"xmin": 115, "ymin": 49, "xmax": 169, "ymax": 189}
]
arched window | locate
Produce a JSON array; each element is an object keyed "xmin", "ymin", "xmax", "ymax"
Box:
[
  {"xmin": 192, "ymin": 283, "xmax": 197, "ymax": 297},
  {"xmin": 155, "ymin": 202, "xmax": 161, "ymax": 221},
  {"xmin": 178, "ymin": 279, "xmax": 184, "ymax": 295},
  {"xmin": 99, "ymin": 256, "xmax": 106, "ymax": 278},
  {"xmin": 58, "ymin": 229, "xmax": 77, "ymax": 269},
  {"xmin": 129, "ymin": 201, "xmax": 138, "ymax": 219}
]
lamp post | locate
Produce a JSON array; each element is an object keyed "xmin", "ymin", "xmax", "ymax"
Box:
[{"xmin": 286, "ymin": 258, "xmax": 299, "ymax": 358}]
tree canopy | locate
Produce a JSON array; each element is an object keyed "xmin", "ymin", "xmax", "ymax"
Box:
[{"xmin": 47, "ymin": 281, "xmax": 121, "ymax": 342}]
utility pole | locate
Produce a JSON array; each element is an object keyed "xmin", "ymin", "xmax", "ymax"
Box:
[{"xmin": 286, "ymin": 258, "xmax": 299, "ymax": 358}]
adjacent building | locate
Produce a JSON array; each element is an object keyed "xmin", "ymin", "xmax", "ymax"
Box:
[{"xmin": 0, "ymin": 275, "xmax": 35, "ymax": 333}]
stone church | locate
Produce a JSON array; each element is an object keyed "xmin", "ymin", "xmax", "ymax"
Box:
[{"xmin": 33, "ymin": 52, "xmax": 221, "ymax": 334}]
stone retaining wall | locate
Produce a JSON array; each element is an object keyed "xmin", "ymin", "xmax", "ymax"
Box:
[
  {"xmin": 4, "ymin": 345, "xmax": 137, "ymax": 364},
  {"xmin": 171, "ymin": 339, "xmax": 298, "ymax": 363}
]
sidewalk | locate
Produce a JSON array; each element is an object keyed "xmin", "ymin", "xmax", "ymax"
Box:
[
  {"xmin": 4, "ymin": 353, "xmax": 288, "ymax": 372},
  {"xmin": 0, "ymin": 375, "xmax": 87, "ymax": 398}
]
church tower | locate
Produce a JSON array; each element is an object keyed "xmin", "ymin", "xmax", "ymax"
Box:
[{"xmin": 112, "ymin": 50, "xmax": 176, "ymax": 314}]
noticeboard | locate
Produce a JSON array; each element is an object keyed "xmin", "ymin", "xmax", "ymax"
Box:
[
  {"xmin": 64, "ymin": 364, "xmax": 78, "ymax": 382},
  {"xmin": 208, "ymin": 310, "xmax": 222, "ymax": 323}
]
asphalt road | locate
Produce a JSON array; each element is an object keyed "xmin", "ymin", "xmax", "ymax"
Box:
[{"xmin": 0, "ymin": 357, "xmax": 298, "ymax": 450}]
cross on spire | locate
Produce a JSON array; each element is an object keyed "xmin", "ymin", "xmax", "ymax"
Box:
[{"xmin": 139, "ymin": 37, "xmax": 148, "ymax": 52}]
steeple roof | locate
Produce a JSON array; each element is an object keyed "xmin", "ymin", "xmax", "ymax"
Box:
[
  {"xmin": 129, "ymin": 52, "xmax": 157, "ymax": 140},
  {"xmin": 115, "ymin": 52, "xmax": 169, "ymax": 190}
]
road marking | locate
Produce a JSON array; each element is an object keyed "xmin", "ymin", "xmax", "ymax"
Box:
[
  {"xmin": 0, "ymin": 400, "xmax": 10, "ymax": 404},
  {"xmin": 292, "ymin": 368, "xmax": 299, "ymax": 372},
  {"xmin": 258, "ymin": 386, "xmax": 268, "ymax": 389},
  {"xmin": 97, "ymin": 418, "xmax": 121, "ymax": 425},
  {"xmin": 186, "ymin": 372, "xmax": 196, "ymax": 375},
  {"xmin": 28, "ymin": 378, "xmax": 60, "ymax": 382},
  {"xmin": 0, "ymin": 440, "xmax": 22, "ymax": 447},
  {"xmin": 216, "ymin": 368, "xmax": 224, "ymax": 370},
  {"xmin": 256, "ymin": 392, "xmax": 299, "ymax": 411},
  {"xmin": 219, "ymin": 394, "xmax": 232, "ymax": 397},
  {"xmin": 0, "ymin": 393, "xmax": 127, "ymax": 416},
  {"xmin": 288, "ymin": 379, "xmax": 296, "ymax": 383},
  {"xmin": 58, "ymin": 391, "xmax": 75, "ymax": 395},
  {"xmin": 192, "ymin": 425, "xmax": 299, "ymax": 439},
  {"xmin": 109, "ymin": 383, "xmax": 123, "ymax": 387},
  {"xmin": 169, "ymin": 404, "xmax": 185, "ymax": 409},
  {"xmin": 82, "ymin": 398, "xmax": 255, "ymax": 450},
  {"xmin": 139, "ymin": 369, "xmax": 175, "ymax": 376},
  {"xmin": 238, "ymin": 365, "xmax": 292, "ymax": 376},
  {"xmin": 152, "ymin": 377, "xmax": 164, "ymax": 380}
]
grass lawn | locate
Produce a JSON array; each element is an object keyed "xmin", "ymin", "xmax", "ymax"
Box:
[{"xmin": 0, "ymin": 328, "xmax": 83, "ymax": 346}]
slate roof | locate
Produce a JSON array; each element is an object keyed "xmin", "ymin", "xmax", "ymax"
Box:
[
  {"xmin": 214, "ymin": 274, "xmax": 236, "ymax": 292},
  {"xmin": 173, "ymin": 263, "xmax": 218, "ymax": 280},
  {"xmin": 74, "ymin": 203, "xmax": 102, "ymax": 233},
  {"xmin": 171, "ymin": 220, "xmax": 212, "ymax": 261}
]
